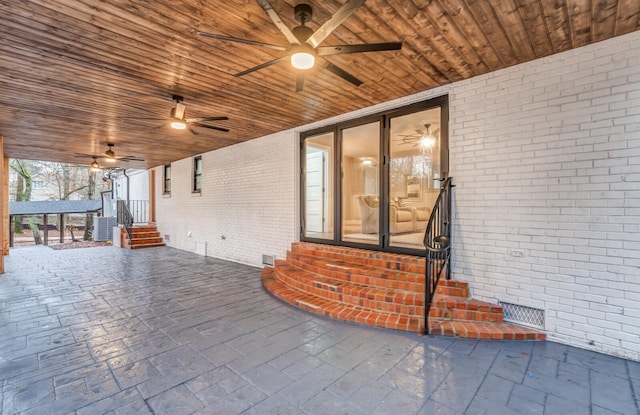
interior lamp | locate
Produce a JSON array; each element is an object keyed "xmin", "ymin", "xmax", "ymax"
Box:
[
  {"xmin": 290, "ymin": 45, "xmax": 315, "ymax": 70},
  {"xmin": 420, "ymin": 124, "xmax": 436, "ymax": 149}
]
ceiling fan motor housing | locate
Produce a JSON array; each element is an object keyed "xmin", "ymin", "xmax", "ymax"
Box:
[
  {"xmin": 171, "ymin": 102, "xmax": 186, "ymax": 120},
  {"xmin": 294, "ymin": 4, "xmax": 312, "ymax": 23}
]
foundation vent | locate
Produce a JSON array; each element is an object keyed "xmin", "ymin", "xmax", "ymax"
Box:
[
  {"xmin": 499, "ymin": 302, "xmax": 545, "ymax": 330},
  {"xmin": 262, "ymin": 254, "xmax": 275, "ymax": 266},
  {"xmin": 164, "ymin": 235, "xmax": 170, "ymax": 242}
]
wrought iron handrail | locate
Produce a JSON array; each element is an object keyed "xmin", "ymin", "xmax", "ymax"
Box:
[
  {"xmin": 116, "ymin": 200, "xmax": 134, "ymax": 240},
  {"xmin": 127, "ymin": 199, "xmax": 149, "ymax": 224},
  {"xmin": 423, "ymin": 177, "xmax": 454, "ymax": 334}
]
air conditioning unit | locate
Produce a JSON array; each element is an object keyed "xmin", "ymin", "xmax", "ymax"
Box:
[{"xmin": 94, "ymin": 217, "xmax": 117, "ymax": 242}]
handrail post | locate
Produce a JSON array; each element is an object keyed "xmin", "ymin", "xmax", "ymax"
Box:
[{"xmin": 423, "ymin": 178, "xmax": 454, "ymax": 335}]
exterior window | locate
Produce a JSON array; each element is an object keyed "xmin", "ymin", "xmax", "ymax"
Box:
[
  {"xmin": 32, "ymin": 180, "xmax": 45, "ymax": 189},
  {"xmin": 163, "ymin": 164, "xmax": 171, "ymax": 195},
  {"xmin": 193, "ymin": 156, "xmax": 202, "ymax": 193}
]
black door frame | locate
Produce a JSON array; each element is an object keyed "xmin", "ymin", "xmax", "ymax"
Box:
[{"xmin": 300, "ymin": 95, "xmax": 449, "ymax": 256}]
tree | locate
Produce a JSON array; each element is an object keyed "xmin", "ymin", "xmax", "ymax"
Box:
[{"xmin": 10, "ymin": 160, "xmax": 42, "ymax": 244}]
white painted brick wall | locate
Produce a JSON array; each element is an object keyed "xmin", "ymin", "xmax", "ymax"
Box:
[
  {"xmin": 449, "ymin": 31, "xmax": 640, "ymax": 360},
  {"xmin": 155, "ymin": 130, "xmax": 298, "ymax": 266},
  {"xmin": 149, "ymin": 30, "xmax": 640, "ymax": 360}
]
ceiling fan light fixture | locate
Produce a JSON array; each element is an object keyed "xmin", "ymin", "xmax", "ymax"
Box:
[
  {"xmin": 170, "ymin": 119, "xmax": 187, "ymax": 130},
  {"xmin": 90, "ymin": 159, "xmax": 101, "ymax": 172},
  {"xmin": 290, "ymin": 45, "xmax": 315, "ymax": 70}
]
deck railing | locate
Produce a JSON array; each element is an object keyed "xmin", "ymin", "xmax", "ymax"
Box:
[{"xmin": 116, "ymin": 200, "xmax": 134, "ymax": 240}]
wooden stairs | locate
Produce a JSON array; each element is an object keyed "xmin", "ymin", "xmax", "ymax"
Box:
[
  {"xmin": 262, "ymin": 242, "xmax": 546, "ymax": 340},
  {"xmin": 121, "ymin": 223, "xmax": 165, "ymax": 249}
]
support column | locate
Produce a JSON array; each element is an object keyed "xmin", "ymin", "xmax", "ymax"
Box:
[
  {"xmin": 0, "ymin": 137, "xmax": 5, "ymax": 273},
  {"xmin": 149, "ymin": 169, "xmax": 156, "ymax": 223},
  {"xmin": 59, "ymin": 214, "xmax": 64, "ymax": 243},
  {"xmin": 3, "ymin": 157, "xmax": 8, "ymax": 256},
  {"xmin": 43, "ymin": 214, "xmax": 48, "ymax": 246}
]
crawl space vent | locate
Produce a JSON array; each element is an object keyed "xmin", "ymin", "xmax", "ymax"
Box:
[
  {"xmin": 262, "ymin": 254, "xmax": 275, "ymax": 266},
  {"xmin": 499, "ymin": 302, "xmax": 545, "ymax": 330}
]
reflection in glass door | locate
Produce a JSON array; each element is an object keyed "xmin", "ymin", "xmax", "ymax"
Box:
[
  {"xmin": 389, "ymin": 107, "xmax": 442, "ymax": 249},
  {"xmin": 341, "ymin": 121, "xmax": 380, "ymax": 245},
  {"xmin": 303, "ymin": 132, "xmax": 334, "ymax": 240}
]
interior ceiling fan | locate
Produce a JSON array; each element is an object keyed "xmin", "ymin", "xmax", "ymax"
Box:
[
  {"xmin": 199, "ymin": 0, "xmax": 402, "ymax": 92},
  {"xmin": 396, "ymin": 124, "xmax": 439, "ymax": 148},
  {"xmin": 74, "ymin": 144, "xmax": 145, "ymax": 168}
]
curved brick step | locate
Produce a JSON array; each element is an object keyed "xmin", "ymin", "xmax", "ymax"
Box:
[
  {"xmin": 291, "ymin": 242, "xmax": 426, "ymax": 274},
  {"xmin": 286, "ymin": 251, "xmax": 425, "ymax": 292},
  {"xmin": 429, "ymin": 319, "xmax": 546, "ymax": 341},
  {"xmin": 263, "ymin": 242, "xmax": 546, "ymax": 340},
  {"xmin": 435, "ymin": 279, "xmax": 469, "ymax": 297},
  {"xmin": 262, "ymin": 267, "xmax": 423, "ymax": 332},
  {"xmin": 273, "ymin": 262, "xmax": 424, "ymax": 315},
  {"xmin": 430, "ymin": 295, "xmax": 504, "ymax": 323}
]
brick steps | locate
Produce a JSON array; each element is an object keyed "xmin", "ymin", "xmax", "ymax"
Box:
[
  {"xmin": 262, "ymin": 242, "xmax": 546, "ymax": 340},
  {"xmin": 124, "ymin": 224, "xmax": 165, "ymax": 249},
  {"xmin": 262, "ymin": 268, "xmax": 422, "ymax": 332},
  {"xmin": 286, "ymin": 251, "xmax": 425, "ymax": 292}
]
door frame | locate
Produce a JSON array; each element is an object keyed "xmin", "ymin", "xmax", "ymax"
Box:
[{"xmin": 300, "ymin": 95, "xmax": 449, "ymax": 256}]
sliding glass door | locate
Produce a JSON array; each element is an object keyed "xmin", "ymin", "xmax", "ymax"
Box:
[
  {"xmin": 388, "ymin": 107, "xmax": 442, "ymax": 249},
  {"xmin": 301, "ymin": 96, "xmax": 448, "ymax": 255},
  {"xmin": 340, "ymin": 121, "xmax": 380, "ymax": 245}
]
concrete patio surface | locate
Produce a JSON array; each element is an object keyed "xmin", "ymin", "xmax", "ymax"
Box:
[{"xmin": 1, "ymin": 245, "xmax": 638, "ymax": 414}]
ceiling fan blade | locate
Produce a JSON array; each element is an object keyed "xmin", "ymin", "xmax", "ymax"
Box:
[
  {"xmin": 120, "ymin": 157, "xmax": 145, "ymax": 162},
  {"xmin": 236, "ymin": 56, "xmax": 289, "ymax": 77},
  {"xmin": 323, "ymin": 61, "xmax": 363, "ymax": 86},
  {"xmin": 307, "ymin": 0, "xmax": 366, "ymax": 48},
  {"xmin": 191, "ymin": 123, "xmax": 230, "ymax": 133},
  {"xmin": 189, "ymin": 128, "xmax": 200, "ymax": 136},
  {"xmin": 295, "ymin": 73, "xmax": 305, "ymax": 92},
  {"xmin": 186, "ymin": 116, "xmax": 229, "ymax": 123},
  {"xmin": 198, "ymin": 32, "xmax": 287, "ymax": 51},
  {"xmin": 255, "ymin": 0, "xmax": 300, "ymax": 45},
  {"xmin": 317, "ymin": 42, "xmax": 403, "ymax": 56}
]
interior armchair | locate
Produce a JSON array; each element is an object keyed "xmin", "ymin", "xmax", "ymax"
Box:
[{"xmin": 358, "ymin": 195, "xmax": 415, "ymax": 234}]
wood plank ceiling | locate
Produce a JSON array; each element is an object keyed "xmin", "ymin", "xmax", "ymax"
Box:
[{"xmin": 1, "ymin": 0, "xmax": 639, "ymax": 169}]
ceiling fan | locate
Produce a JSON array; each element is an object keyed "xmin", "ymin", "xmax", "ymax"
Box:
[
  {"xmin": 75, "ymin": 143, "xmax": 145, "ymax": 167},
  {"xmin": 396, "ymin": 124, "xmax": 439, "ymax": 148},
  {"xmin": 133, "ymin": 95, "xmax": 230, "ymax": 135},
  {"xmin": 199, "ymin": 0, "xmax": 402, "ymax": 92}
]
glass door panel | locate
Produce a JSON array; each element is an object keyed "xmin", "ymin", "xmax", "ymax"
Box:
[
  {"xmin": 388, "ymin": 108, "xmax": 441, "ymax": 249},
  {"xmin": 303, "ymin": 132, "xmax": 334, "ymax": 240},
  {"xmin": 341, "ymin": 122, "xmax": 380, "ymax": 245}
]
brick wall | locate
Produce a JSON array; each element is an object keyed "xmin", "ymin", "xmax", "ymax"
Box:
[
  {"xmin": 449, "ymin": 31, "xmax": 640, "ymax": 360},
  {"xmin": 155, "ymin": 130, "xmax": 298, "ymax": 266},
  {"xmin": 153, "ymin": 31, "xmax": 640, "ymax": 359}
]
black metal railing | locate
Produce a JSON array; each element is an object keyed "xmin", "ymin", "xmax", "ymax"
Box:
[
  {"xmin": 116, "ymin": 200, "xmax": 134, "ymax": 240},
  {"xmin": 423, "ymin": 177, "xmax": 454, "ymax": 334},
  {"xmin": 127, "ymin": 200, "xmax": 149, "ymax": 224}
]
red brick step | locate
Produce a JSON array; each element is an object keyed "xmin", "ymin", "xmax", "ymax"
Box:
[{"xmin": 262, "ymin": 242, "xmax": 546, "ymax": 341}]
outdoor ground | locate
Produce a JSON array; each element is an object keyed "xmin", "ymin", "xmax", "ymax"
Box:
[{"xmin": 12, "ymin": 228, "xmax": 111, "ymax": 249}]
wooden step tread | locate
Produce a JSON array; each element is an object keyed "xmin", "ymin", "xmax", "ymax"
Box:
[
  {"xmin": 262, "ymin": 268, "xmax": 423, "ymax": 332},
  {"xmin": 130, "ymin": 242, "xmax": 165, "ymax": 249}
]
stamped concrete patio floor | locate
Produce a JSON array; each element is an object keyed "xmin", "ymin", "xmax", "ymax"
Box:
[{"xmin": 1, "ymin": 246, "xmax": 638, "ymax": 415}]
